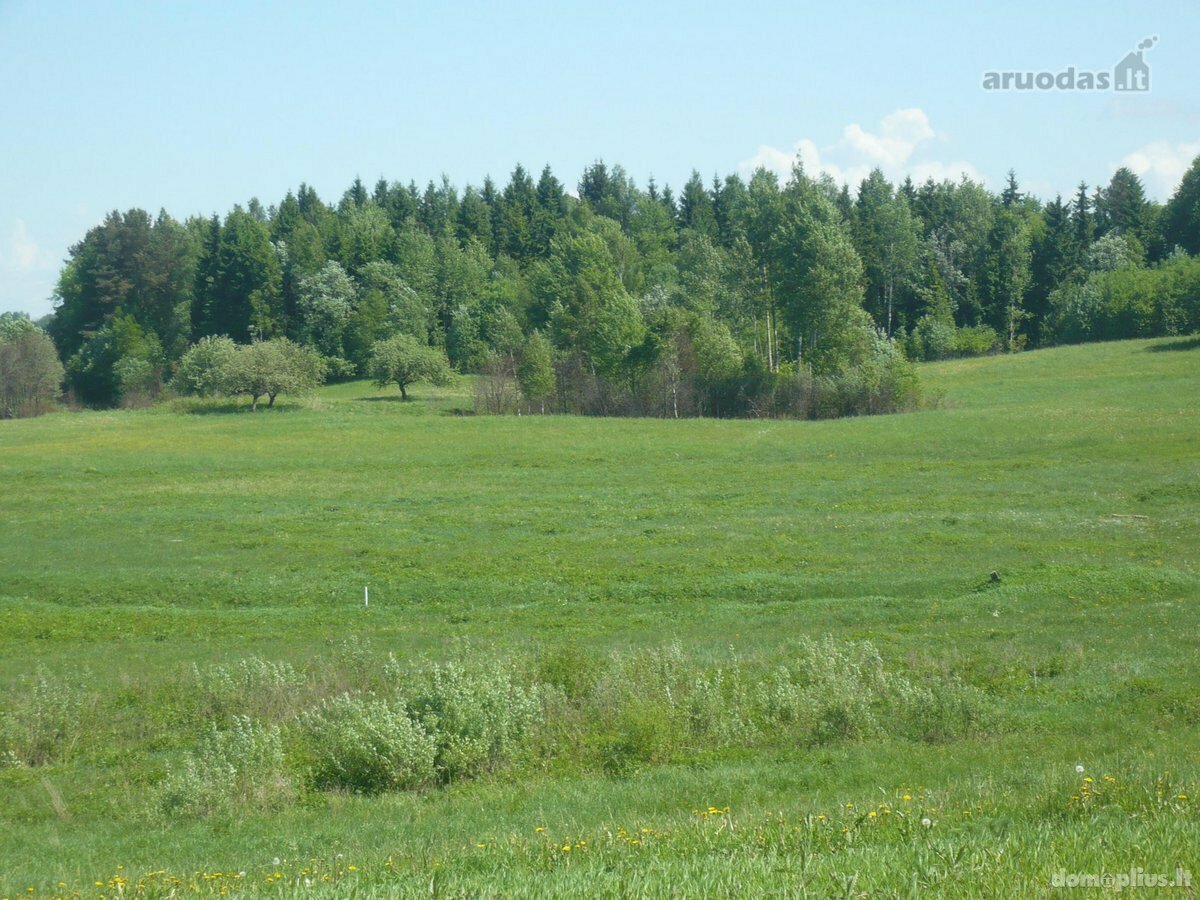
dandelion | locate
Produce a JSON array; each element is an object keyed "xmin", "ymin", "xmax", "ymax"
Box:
[
  {"xmin": 902, "ymin": 794, "xmax": 912, "ymax": 801},
  {"xmin": 868, "ymin": 811, "xmax": 877, "ymax": 819},
  {"xmin": 921, "ymin": 817, "xmax": 933, "ymax": 828},
  {"xmin": 535, "ymin": 826, "xmax": 545, "ymax": 832},
  {"xmin": 1075, "ymin": 764, "xmax": 1085, "ymax": 774}
]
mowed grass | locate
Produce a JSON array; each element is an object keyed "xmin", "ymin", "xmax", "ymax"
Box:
[{"xmin": 0, "ymin": 337, "xmax": 1198, "ymax": 896}]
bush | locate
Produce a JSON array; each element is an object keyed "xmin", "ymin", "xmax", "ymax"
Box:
[
  {"xmin": 191, "ymin": 656, "xmax": 308, "ymax": 721},
  {"xmin": 1047, "ymin": 253, "xmax": 1200, "ymax": 344},
  {"xmin": 403, "ymin": 663, "xmax": 544, "ymax": 781},
  {"xmin": 173, "ymin": 335, "xmax": 238, "ymax": 396},
  {"xmin": 296, "ymin": 694, "xmax": 436, "ymax": 793},
  {"xmin": 810, "ymin": 333, "xmax": 921, "ymax": 419},
  {"xmin": 0, "ymin": 329, "xmax": 63, "ymax": 418},
  {"xmin": 155, "ymin": 717, "xmax": 292, "ymax": 818},
  {"xmin": 754, "ymin": 637, "xmax": 885, "ymax": 743},
  {"xmin": 911, "ymin": 315, "xmax": 957, "ymax": 361},
  {"xmin": 587, "ymin": 643, "xmax": 691, "ymax": 773},
  {"xmin": 114, "ymin": 355, "xmax": 161, "ymax": 407},
  {"xmin": 953, "ymin": 324, "xmax": 1003, "ymax": 356},
  {"xmin": 886, "ymin": 675, "xmax": 995, "ymax": 743},
  {"xmin": 0, "ymin": 669, "xmax": 88, "ymax": 767}
]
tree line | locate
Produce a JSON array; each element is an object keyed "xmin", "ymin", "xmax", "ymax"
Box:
[{"xmin": 6, "ymin": 153, "xmax": 1200, "ymax": 417}]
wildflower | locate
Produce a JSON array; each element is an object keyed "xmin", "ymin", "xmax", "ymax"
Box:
[
  {"xmin": 902, "ymin": 794, "xmax": 911, "ymax": 801},
  {"xmin": 562, "ymin": 844, "xmax": 571, "ymax": 853},
  {"xmin": 1083, "ymin": 776, "xmax": 1093, "ymax": 783},
  {"xmin": 921, "ymin": 817, "xmax": 933, "ymax": 828},
  {"xmin": 1075, "ymin": 764, "xmax": 1085, "ymax": 774},
  {"xmin": 868, "ymin": 811, "xmax": 877, "ymax": 819}
]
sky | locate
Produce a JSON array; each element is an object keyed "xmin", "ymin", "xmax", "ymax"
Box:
[{"xmin": 2, "ymin": 0, "xmax": 1198, "ymax": 317}]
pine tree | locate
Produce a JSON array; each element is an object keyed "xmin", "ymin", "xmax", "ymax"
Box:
[{"xmin": 679, "ymin": 171, "xmax": 717, "ymax": 238}]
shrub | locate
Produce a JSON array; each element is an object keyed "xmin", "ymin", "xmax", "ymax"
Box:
[
  {"xmin": 754, "ymin": 637, "xmax": 886, "ymax": 743},
  {"xmin": 953, "ymin": 324, "xmax": 1003, "ymax": 356},
  {"xmin": 0, "ymin": 668, "xmax": 88, "ymax": 767},
  {"xmin": 886, "ymin": 675, "xmax": 995, "ymax": 743},
  {"xmin": 191, "ymin": 656, "xmax": 308, "ymax": 721},
  {"xmin": 587, "ymin": 643, "xmax": 691, "ymax": 772},
  {"xmin": 155, "ymin": 717, "xmax": 292, "ymax": 818},
  {"xmin": 296, "ymin": 694, "xmax": 436, "ymax": 793},
  {"xmin": 911, "ymin": 314, "xmax": 957, "ymax": 361},
  {"xmin": 173, "ymin": 335, "xmax": 238, "ymax": 396},
  {"xmin": 686, "ymin": 667, "xmax": 755, "ymax": 745},
  {"xmin": 0, "ymin": 328, "xmax": 63, "ymax": 418},
  {"xmin": 403, "ymin": 663, "xmax": 544, "ymax": 781}
]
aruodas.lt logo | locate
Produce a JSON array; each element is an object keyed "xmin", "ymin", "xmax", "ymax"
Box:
[
  {"xmin": 1050, "ymin": 867, "xmax": 1191, "ymax": 891},
  {"xmin": 983, "ymin": 36, "xmax": 1157, "ymax": 92}
]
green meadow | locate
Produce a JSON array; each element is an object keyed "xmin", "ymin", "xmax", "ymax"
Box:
[{"xmin": 1, "ymin": 337, "xmax": 1198, "ymax": 897}]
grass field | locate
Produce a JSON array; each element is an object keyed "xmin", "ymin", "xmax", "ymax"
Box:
[{"xmin": 1, "ymin": 337, "xmax": 1198, "ymax": 897}]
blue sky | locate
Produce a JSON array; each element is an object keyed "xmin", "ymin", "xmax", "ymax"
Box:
[{"xmin": 2, "ymin": 0, "xmax": 1198, "ymax": 317}]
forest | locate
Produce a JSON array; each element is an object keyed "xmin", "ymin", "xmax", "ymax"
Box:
[{"xmin": 13, "ymin": 154, "xmax": 1200, "ymax": 417}]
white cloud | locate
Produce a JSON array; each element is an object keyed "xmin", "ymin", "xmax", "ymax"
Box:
[
  {"xmin": 1118, "ymin": 141, "xmax": 1200, "ymax": 200},
  {"xmin": 739, "ymin": 108, "xmax": 984, "ymax": 193},
  {"xmin": 2, "ymin": 219, "xmax": 55, "ymax": 274},
  {"xmin": 0, "ymin": 221, "xmax": 59, "ymax": 317}
]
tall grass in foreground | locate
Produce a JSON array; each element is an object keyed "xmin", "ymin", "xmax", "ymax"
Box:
[{"xmin": 0, "ymin": 638, "xmax": 995, "ymax": 821}]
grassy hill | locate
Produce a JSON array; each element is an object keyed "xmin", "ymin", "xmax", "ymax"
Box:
[{"xmin": 1, "ymin": 337, "xmax": 1197, "ymax": 895}]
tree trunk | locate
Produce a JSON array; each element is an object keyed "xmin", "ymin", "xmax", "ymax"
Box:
[
  {"xmin": 251, "ymin": 395, "xmax": 259, "ymax": 412},
  {"xmin": 886, "ymin": 278, "xmax": 894, "ymax": 337},
  {"xmin": 766, "ymin": 307, "xmax": 775, "ymax": 371},
  {"xmin": 268, "ymin": 393, "xmax": 276, "ymax": 407},
  {"xmin": 399, "ymin": 383, "xmax": 408, "ymax": 400}
]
